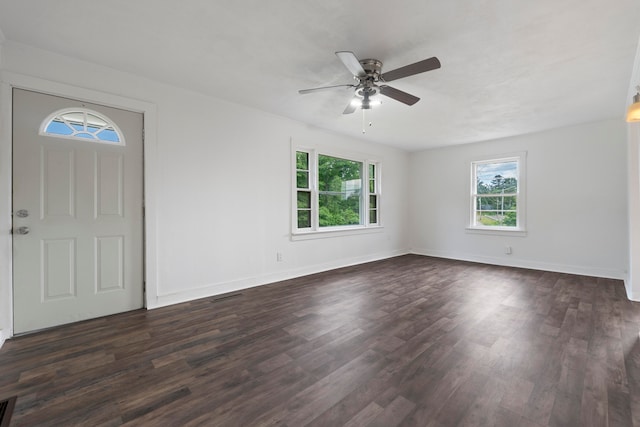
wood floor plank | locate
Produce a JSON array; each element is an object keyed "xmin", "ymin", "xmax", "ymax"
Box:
[{"xmin": 0, "ymin": 254, "xmax": 639, "ymax": 426}]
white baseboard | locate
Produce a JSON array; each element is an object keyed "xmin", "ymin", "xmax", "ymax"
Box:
[
  {"xmin": 624, "ymin": 279, "xmax": 640, "ymax": 302},
  {"xmin": 148, "ymin": 249, "xmax": 410, "ymax": 309},
  {"xmin": 410, "ymin": 248, "xmax": 626, "ymax": 281}
]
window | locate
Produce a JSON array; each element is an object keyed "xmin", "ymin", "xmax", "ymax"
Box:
[
  {"xmin": 470, "ymin": 153, "xmax": 525, "ymax": 232},
  {"xmin": 296, "ymin": 151, "xmax": 312, "ymax": 228},
  {"xmin": 40, "ymin": 108, "xmax": 125, "ymax": 144},
  {"xmin": 368, "ymin": 163, "xmax": 379, "ymax": 225},
  {"xmin": 294, "ymin": 149, "xmax": 380, "ymax": 234}
]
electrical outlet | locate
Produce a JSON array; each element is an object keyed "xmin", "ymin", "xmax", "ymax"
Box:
[
  {"xmin": 276, "ymin": 252, "xmax": 283, "ymax": 262},
  {"xmin": 504, "ymin": 246, "xmax": 512, "ymax": 255}
]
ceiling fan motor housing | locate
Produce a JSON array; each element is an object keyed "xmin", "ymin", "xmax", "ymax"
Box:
[
  {"xmin": 359, "ymin": 59, "xmax": 383, "ymax": 79},
  {"xmin": 356, "ymin": 58, "xmax": 383, "ymax": 104}
]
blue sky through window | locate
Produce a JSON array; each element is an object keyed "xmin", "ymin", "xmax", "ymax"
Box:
[
  {"xmin": 46, "ymin": 120, "xmax": 73, "ymax": 135},
  {"xmin": 477, "ymin": 161, "xmax": 517, "ymax": 186}
]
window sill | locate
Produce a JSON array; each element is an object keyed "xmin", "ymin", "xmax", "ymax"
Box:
[
  {"xmin": 465, "ymin": 227, "xmax": 527, "ymax": 237},
  {"xmin": 291, "ymin": 225, "xmax": 384, "ymax": 241}
]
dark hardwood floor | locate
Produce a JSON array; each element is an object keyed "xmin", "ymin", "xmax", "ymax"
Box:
[{"xmin": 1, "ymin": 255, "xmax": 640, "ymax": 426}]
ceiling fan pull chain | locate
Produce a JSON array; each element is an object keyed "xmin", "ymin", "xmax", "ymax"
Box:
[
  {"xmin": 361, "ymin": 108, "xmax": 375, "ymax": 134},
  {"xmin": 362, "ymin": 108, "xmax": 366, "ymax": 134}
]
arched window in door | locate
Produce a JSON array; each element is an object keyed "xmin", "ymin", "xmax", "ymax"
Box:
[{"xmin": 40, "ymin": 108, "xmax": 125, "ymax": 145}]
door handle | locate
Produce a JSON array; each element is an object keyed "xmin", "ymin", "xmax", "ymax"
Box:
[{"xmin": 16, "ymin": 226, "xmax": 29, "ymax": 235}]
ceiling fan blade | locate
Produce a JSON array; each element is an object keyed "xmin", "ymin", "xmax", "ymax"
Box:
[
  {"xmin": 379, "ymin": 85, "xmax": 420, "ymax": 106},
  {"xmin": 381, "ymin": 57, "xmax": 441, "ymax": 82},
  {"xmin": 335, "ymin": 51, "xmax": 367, "ymax": 77},
  {"xmin": 343, "ymin": 97, "xmax": 358, "ymax": 114},
  {"xmin": 298, "ymin": 84, "xmax": 355, "ymax": 94}
]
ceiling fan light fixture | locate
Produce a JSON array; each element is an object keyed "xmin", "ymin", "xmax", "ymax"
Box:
[
  {"xmin": 361, "ymin": 99, "xmax": 381, "ymax": 109},
  {"xmin": 627, "ymin": 89, "xmax": 640, "ymax": 122},
  {"xmin": 356, "ymin": 90, "xmax": 382, "ymax": 110}
]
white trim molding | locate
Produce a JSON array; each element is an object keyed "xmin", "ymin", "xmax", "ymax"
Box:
[
  {"xmin": 150, "ymin": 249, "xmax": 409, "ymax": 309},
  {"xmin": 411, "ymin": 248, "xmax": 627, "ymax": 282}
]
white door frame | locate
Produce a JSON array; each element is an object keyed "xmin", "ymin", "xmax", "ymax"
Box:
[{"xmin": 0, "ymin": 71, "xmax": 160, "ymax": 339}]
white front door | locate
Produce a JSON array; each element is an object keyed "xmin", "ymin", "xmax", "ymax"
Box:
[{"xmin": 12, "ymin": 89, "xmax": 144, "ymax": 334}]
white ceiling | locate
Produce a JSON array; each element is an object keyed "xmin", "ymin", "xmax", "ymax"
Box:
[{"xmin": 0, "ymin": 0, "xmax": 639, "ymax": 151}]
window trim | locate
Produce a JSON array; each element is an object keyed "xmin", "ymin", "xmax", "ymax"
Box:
[
  {"xmin": 368, "ymin": 162, "xmax": 381, "ymax": 226},
  {"xmin": 292, "ymin": 145, "xmax": 382, "ymax": 238},
  {"xmin": 467, "ymin": 152, "xmax": 527, "ymax": 235}
]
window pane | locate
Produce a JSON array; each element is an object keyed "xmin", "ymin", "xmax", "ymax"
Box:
[
  {"xmin": 476, "ymin": 161, "xmax": 518, "ymax": 194},
  {"xmin": 319, "ymin": 193, "xmax": 360, "ymax": 226},
  {"xmin": 296, "ymin": 171, "xmax": 309, "ymax": 189},
  {"xmin": 502, "ymin": 196, "xmax": 517, "ymax": 210},
  {"xmin": 45, "ymin": 120, "xmax": 73, "ymax": 136},
  {"xmin": 297, "ymin": 210, "xmax": 311, "ymax": 228},
  {"xmin": 318, "ymin": 155, "xmax": 362, "ymax": 227},
  {"xmin": 476, "ymin": 196, "xmax": 517, "ymax": 211},
  {"xmin": 476, "ymin": 211, "xmax": 517, "ymax": 227},
  {"xmin": 296, "ymin": 151, "xmax": 309, "ymax": 170},
  {"xmin": 369, "ymin": 209, "xmax": 377, "ymax": 224},
  {"xmin": 477, "ymin": 196, "xmax": 497, "ymax": 210},
  {"xmin": 370, "ymin": 195, "xmax": 377, "ymax": 208},
  {"xmin": 369, "ymin": 164, "xmax": 375, "ymax": 178},
  {"xmin": 43, "ymin": 109, "xmax": 125, "ymax": 145},
  {"xmin": 96, "ymin": 128, "xmax": 121, "ymax": 142},
  {"xmin": 60, "ymin": 112, "xmax": 85, "ymax": 122},
  {"xmin": 476, "ymin": 196, "xmax": 516, "ymax": 211},
  {"xmin": 369, "ymin": 179, "xmax": 375, "ymax": 193},
  {"xmin": 86, "ymin": 113, "xmax": 108, "ymax": 127},
  {"xmin": 297, "ymin": 191, "xmax": 311, "ymax": 209}
]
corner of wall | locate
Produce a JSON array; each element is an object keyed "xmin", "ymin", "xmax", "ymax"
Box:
[
  {"xmin": 626, "ymin": 35, "xmax": 640, "ymax": 304},
  {"xmin": 0, "ymin": 30, "xmax": 4, "ymax": 351},
  {"xmin": 0, "ymin": 75, "xmax": 13, "ymax": 348},
  {"xmin": 625, "ymin": 279, "xmax": 640, "ymax": 302}
]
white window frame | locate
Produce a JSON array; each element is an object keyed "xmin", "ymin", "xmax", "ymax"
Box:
[
  {"xmin": 39, "ymin": 107, "xmax": 126, "ymax": 145},
  {"xmin": 368, "ymin": 161, "xmax": 381, "ymax": 226},
  {"xmin": 292, "ymin": 146, "xmax": 382, "ymax": 239},
  {"xmin": 467, "ymin": 152, "xmax": 526, "ymax": 236}
]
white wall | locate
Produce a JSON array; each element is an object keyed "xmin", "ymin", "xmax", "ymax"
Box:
[
  {"xmin": 0, "ymin": 36, "xmax": 10, "ymax": 346},
  {"xmin": 0, "ymin": 42, "xmax": 410, "ymax": 337},
  {"xmin": 626, "ymin": 37, "xmax": 640, "ymax": 301},
  {"xmin": 409, "ymin": 119, "xmax": 629, "ymax": 280},
  {"xmin": 628, "ymin": 123, "xmax": 640, "ymax": 299}
]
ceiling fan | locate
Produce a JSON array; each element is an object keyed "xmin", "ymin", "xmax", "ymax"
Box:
[{"xmin": 298, "ymin": 51, "xmax": 441, "ymax": 114}]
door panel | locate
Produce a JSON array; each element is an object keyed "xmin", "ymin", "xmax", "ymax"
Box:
[
  {"xmin": 96, "ymin": 235, "xmax": 125, "ymax": 292},
  {"xmin": 41, "ymin": 147, "xmax": 76, "ymax": 219},
  {"xmin": 12, "ymin": 89, "xmax": 144, "ymax": 334},
  {"xmin": 42, "ymin": 238, "xmax": 76, "ymax": 300},
  {"xmin": 95, "ymin": 152, "xmax": 124, "ymax": 217}
]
